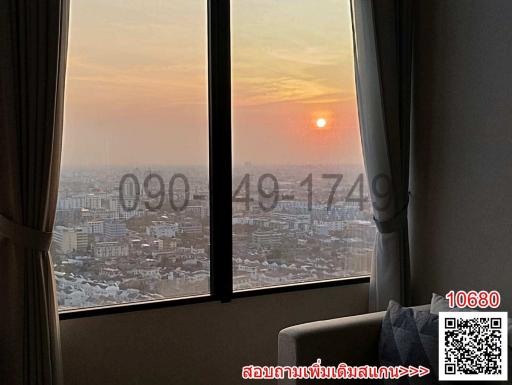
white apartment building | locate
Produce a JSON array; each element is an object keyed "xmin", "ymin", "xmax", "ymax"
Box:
[
  {"xmin": 252, "ymin": 230, "xmax": 282, "ymax": 246},
  {"xmin": 82, "ymin": 221, "xmax": 104, "ymax": 234},
  {"xmin": 146, "ymin": 221, "xmax": 178, "ymax": 238},
  {"xmin": 313, "ymin": 220, "xmax": 344, "ymax": 232},
  {"xmin": 53, "ymin": 226, "xmax": 88, "ymax": 254},
  {"xmin": 93, "ymin": 242, "xmax": 129, "ymax": 258},
  {"xmin": 84, "ymin": 194, "xmax": 102, "ymax": 209},
  {"xmin": 57, "ymin": 196, "xmax": 84, "ymax": 210}
]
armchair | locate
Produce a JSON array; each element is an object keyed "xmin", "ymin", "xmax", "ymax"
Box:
[{"xmin": 278, "ymin": 305, "xmax": 430, "ymax": 384}]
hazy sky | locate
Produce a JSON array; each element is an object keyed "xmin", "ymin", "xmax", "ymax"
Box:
[{"xmin": 62, "ymin": 0, "xmax": 361, "ymax": 167}]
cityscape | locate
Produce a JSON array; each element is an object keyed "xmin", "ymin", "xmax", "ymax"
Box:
[
  {"xmin": 52, "ymin": 164, "xmax": 375, "ymax": 310},
  {"xmin": 53, "ymin": 0, "xmax": 366, "ymax": 311}
]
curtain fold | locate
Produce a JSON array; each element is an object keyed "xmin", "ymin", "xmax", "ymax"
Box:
[
  {"xmin": 0, "ymin": 0, "xmax": 69, "ymax": 384},
  {"xmin": 351, "ymin": 0, "xmax": 413, "ymax": 311}
]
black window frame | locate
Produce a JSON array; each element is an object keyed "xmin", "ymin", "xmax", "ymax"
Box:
[{"xmin": 59, "ymin": 0, "xmax": 370, "ymax": 320}]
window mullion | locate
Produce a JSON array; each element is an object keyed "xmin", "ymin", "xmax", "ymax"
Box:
[{"xmin": 208, "ymin": 0, "xmax": 232, "ymax": 302}]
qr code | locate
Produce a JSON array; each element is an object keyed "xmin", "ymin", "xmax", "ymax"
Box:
[{"xmin": 439, "ymin": 312, "xmax": 508, "ymax": 381}]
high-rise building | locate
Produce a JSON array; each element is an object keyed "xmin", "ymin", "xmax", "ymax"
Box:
[
  {"xmin": 82, "ymin": 221, "xmax": 104, "ymax": 234},
  {"xmin": 53, "ymin": 226, "xmax": 88, "ymax": 254},
  {"xmin": 104, "ymin": 220, "xmax": 127, "ymax": 239}
]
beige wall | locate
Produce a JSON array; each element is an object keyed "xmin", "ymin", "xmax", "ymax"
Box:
[
  {"xmin": 61, "ymin": 283, "xmax": 369, "ymax": 385},
  {"xmin": 409, "ymin": 0, "xmax": 512, "ymax": 309}
]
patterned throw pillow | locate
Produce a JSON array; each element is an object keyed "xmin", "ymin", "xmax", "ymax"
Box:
[
  {"xmin": 379, "ymin": 301, "xmax": 439, "ymax": 385},
  {"xmin": 430, "ymin": 293, "xmax": 469, "ymax": 314}
]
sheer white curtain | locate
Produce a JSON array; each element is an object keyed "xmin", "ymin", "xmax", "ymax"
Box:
[{"xmin": 351, "ymin": 0, "xmax": 413, "ymax": 311}]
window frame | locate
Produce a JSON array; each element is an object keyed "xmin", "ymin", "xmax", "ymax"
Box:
[{"xmin": 58, "ymin": 0, "xmax": 370, "ymax": 320}]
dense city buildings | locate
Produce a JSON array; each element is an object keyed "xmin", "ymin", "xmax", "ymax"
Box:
[{"xmin": 52, "ymin": 165, "xmax": 375, "ymax": 309}]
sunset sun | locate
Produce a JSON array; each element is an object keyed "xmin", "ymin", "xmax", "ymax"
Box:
[{"xmin": 316, "ymin": 118, "xmax": 327, "ymax": 129}]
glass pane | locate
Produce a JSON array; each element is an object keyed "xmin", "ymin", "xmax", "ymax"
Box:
[
  {"xmin": 54, "ymin": 0, "xmax": 209, "ymax": 310},
  {"xmin": 231, "ymin": 0, "xmax": 375, "ymax": 291}
]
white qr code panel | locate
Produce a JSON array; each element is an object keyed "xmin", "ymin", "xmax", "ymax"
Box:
[{"xmin": 439, "ymin": 312, "xmax": 508, "ymax": 381}]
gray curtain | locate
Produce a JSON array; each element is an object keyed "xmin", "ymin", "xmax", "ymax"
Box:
[
  {"xmin": 0, "ymin": 0, "xmax": 69, "ymax": 384},
  {"xmin": 351, "ymin": 0, "xmax": 413, "ymax": 311}
]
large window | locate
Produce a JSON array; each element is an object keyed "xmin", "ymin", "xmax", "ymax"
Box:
[
  {"xmin": 54, "ymin": 0, "xmax": 210, "ymax": 310},
  {"xmin": 231, "ymin": 0, "xmax": 374, "ymax": 290},
  {"xmin": 55, "ymin": 0, "xmax": 374, "ymax": 313}
]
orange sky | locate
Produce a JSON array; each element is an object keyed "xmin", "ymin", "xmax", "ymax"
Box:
[{"xmin": 62, "ymin": 0, "xmax": 361, "ymax": 167}]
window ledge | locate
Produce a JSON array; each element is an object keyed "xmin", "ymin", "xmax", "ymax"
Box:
[{"xmin": 59, "ymin": 275, "xmax": 370, "ymax": 320}]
